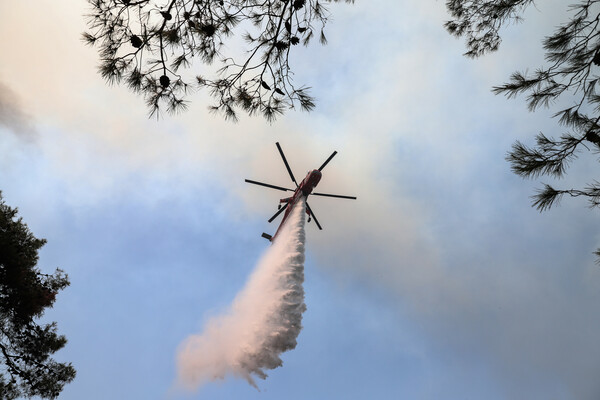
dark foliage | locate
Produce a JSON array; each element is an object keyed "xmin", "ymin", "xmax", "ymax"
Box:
[
  {"xmin": 84, "ymin": 0, "xmax": 353, "ymax": 120},
  {"xmin": 445, "ymin": 0, "xmax": 535, "ymax": 58},
  {"xmin": 0, "ymin": 193, "xmax": 75, "ymax": 399},
  {"xmin": 446, "ymin": 0, "xmax": 600, "ymax": 261}
]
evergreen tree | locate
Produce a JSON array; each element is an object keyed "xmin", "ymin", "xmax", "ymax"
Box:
[
  {"xmin": 0, "ymin": 193, "xmax": 75, "ymax": 399},
  {"xmin": 446, "ymin": 0, "xmax": 600, "ymax": 261},
  {"xmin": 84, "ymin": 0, "xmax": 353, "ymax": 120}
]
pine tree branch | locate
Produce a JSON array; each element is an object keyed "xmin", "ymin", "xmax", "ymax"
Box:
[{"xmin": 85, "ymin": 0, "xmax": 353, "ymax": 119}]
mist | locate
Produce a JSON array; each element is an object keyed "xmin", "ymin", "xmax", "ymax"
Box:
[{"xmin": 176, "ymin": 198, "xmax": 307, "ymax": 390}]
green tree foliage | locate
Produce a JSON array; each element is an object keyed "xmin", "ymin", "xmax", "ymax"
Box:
[
  {"xmin": 445, "ymin": 0, "xmax": 600, "ymax": 260},
  {"xmin": 0, "ymin": 193, "xmax": 75, "ymax": 399},
  {"xmin": 84, "ymin": 0, "xmax": 353, "ymax": 120}
]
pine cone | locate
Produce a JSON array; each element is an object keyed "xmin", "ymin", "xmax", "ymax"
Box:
[
  {"xmin": 293, "ymin": 0, "xmax": 305, "ymax": 10},
  {"xmin": 586, "ymin": 131, "xmax": 600, "ymax": 144},
  {"xmin": 160, "ymin": 75, "xmax": 171, "ymax": 88},
  {"xmin": 130, "ymin": 35, "xmax": 143, "ymax": 48}
]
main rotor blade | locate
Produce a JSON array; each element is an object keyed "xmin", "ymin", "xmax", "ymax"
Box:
[
  {"xmin": 312, "ymin": 192, "xmax": 357, "ymax": 200},
  {"xmin": 305, "ymin": 202, "xmax": 322, "ymax": 230},
  {"xmin": 268, "ymin": 204, "xmax": 287, "ymax": 223},
  {"xmin": 245, "ymin": 179, "xmax": 293, "ymax": 192},
  {"xmin": 318, "ymin": 151, "xmax": 337, "ymax": 171},
  {"xmin": 276, "ymin": 142, "xmax": 298, "ymax": 187}
]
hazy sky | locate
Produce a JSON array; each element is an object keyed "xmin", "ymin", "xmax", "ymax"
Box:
[{"xmin": 2, "ymin": 1, "xmax": 600, "ymax": 399}]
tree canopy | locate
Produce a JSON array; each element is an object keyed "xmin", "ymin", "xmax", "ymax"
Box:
[
  {"xmin": 446, "ymin": 0, "xmax": 600, "ymax": 261},
  {"xmin": 0, "ymin": 193, "xmax": 75, "ymax": 399},
  {"xmin": 84, "ymin": 0, "xmax": 353, "ymax": 120}
]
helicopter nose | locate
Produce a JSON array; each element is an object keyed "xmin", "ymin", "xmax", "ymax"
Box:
[{"xmin": 311, "ymin": 169, "xmax": 322, "ymax": 185}]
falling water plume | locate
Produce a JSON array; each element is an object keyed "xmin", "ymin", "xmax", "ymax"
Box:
[{"xmin": 176, "ymin": 198, "xmax": 307, "ymax": 390}]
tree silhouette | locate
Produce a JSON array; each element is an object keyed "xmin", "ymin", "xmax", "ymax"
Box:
[
  {"xmin": 0, "ymin": 193, "xmax": 75, "ymax": 399},
  {"xmin": 84, "ymin": 0, "xmax": 353, "ymax": 120},
  {"xmin": 446, "ymin": 0, "xmax": 600, "ymax": 261}
]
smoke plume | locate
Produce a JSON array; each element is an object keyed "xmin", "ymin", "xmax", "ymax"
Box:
[
  {"xmin": 176, "ymin": 198, "xmax": 307, "ymax": 390},
  {"xmin": 0, "ymin": 81, "xmax": 35, "ymax": 139}
]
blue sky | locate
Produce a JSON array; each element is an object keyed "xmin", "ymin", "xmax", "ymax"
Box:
[{"xmin": 2, "ymin": 0, "xmax": 600, "ymax": 399}]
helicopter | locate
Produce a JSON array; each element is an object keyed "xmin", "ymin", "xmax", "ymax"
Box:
[{"xmin": 245, "ymin": 142, "xmax": 356, "ymax": 242}]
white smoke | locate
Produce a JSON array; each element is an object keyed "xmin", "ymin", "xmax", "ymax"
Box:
[{"xmin": 176, "ymin": 198, "xmax": 307, "ymax": 390}]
